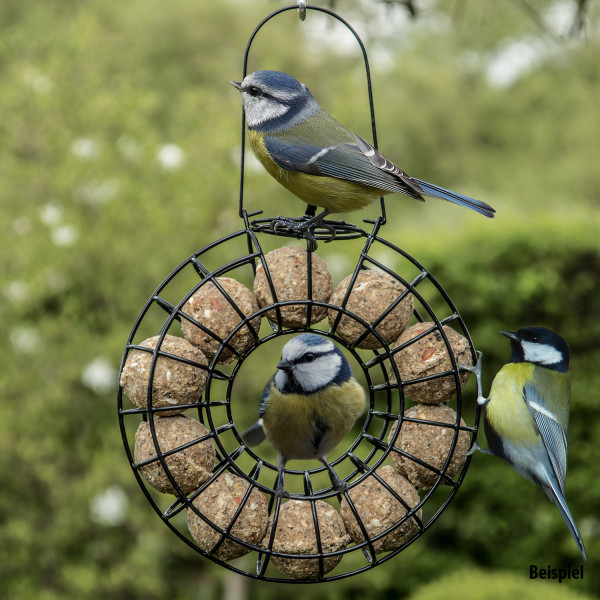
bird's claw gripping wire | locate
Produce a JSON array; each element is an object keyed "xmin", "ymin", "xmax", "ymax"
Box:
[
  {"xmin": 268, "ymin": 209, "xmax": 335, "ymax": 251},
  {"xmin": 459, "ymin": 350, "xmax": 489, "ymax": 407}
]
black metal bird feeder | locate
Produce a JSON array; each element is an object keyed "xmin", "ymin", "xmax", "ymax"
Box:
[{"xmin": 117, "ymin": 3, "xmax": 483, "ymax": 583}]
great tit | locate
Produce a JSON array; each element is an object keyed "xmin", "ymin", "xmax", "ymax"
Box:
[
  {"xmin": 230, "ymin": 70, "xmax": 496, "ymax": 226},
  {"xmin": 242, "ymin": 333, "xmax": 365, "ymax": 498},
  {"xmin": 466, "ymin": 327, "xmax": 587, "ymax": 563}
]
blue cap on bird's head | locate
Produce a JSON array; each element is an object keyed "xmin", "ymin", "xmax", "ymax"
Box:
[
  {"xmin": 229, "ymin": 69, "xmax": 320, "ymax": 132},
  {"xmin": 250, "ymin": 70, "xmax": 307, "ymax": 94}
]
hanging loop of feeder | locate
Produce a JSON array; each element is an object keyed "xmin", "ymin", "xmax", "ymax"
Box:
[
  {"xmin": 237, "ymin": 4, "xmax": 387, "ymax": 247},
  {"xmin": 298, "ymin": 0, "xmax": 307, "ymax": 21}
]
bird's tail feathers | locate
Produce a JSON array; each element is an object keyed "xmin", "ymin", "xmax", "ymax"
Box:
[
  {"xmin": 413, "ymin": 178, "xmax": 496, "ymax": 218},
  {"xmin": 242, "ymin": 420, "xmax": 266, "ymax": 447},
  {"xmin": 542, "ymin": 476, "xmax": 588, "ymax": 563}
]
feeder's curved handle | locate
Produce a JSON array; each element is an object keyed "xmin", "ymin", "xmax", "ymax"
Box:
[
  {"xmin": 298, "ymin": 0, "xmax": 307, "ymax": 21},
  {"xmin": 237, "ymin": 4, "xmax": 386, "ymax": 225}
]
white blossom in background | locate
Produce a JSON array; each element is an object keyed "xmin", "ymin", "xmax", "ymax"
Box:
[
  {"xmin": 74, "ymin": 179, "xmax": 121, "ymax": 206},
  {"xmin": 156, "ymin": 143, "xmax": 186, "ymax": 171},
  {"xmin": 10, "ymin": 326, "xmax": 42, "ymax": 354},
  {"xmin": 39, "ymin": 203, "xmax": 63, "ymax": 227},
  {"xmin": 89, "ymin": 485, "xmax": 129, "ymax": 526},
  {"xmin": 4, "ymin": 281, "xmax": 30, "ymax": 302},
  {"xmin": 51, "ymin": 224, "xmax": 78, "ymax": 247},
  {"xmin": 485, "ymin": 36, "xmax": 549, "ymax": 89},
  {"xmin": 545, "ymin": 0, "xmax": 579, "ymax": 36},
  {"xmin": 23, "ymin": 67, "xmax": 52, "ymax": 94},
  {"xmin": 81, "ymin": 356, "xmax": 118, "ymax": 395},
  {"xmin": 71, "ymin": 137, "xmax": 100, "ymax": 160}
]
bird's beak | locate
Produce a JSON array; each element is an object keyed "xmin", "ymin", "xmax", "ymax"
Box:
[
  {"xmin": 500, "ymin": 330, "xmax": 519, "ymax": 341},
  {"xmin": 229, "ymin": 80, "xmax": 242, "ymax": 91},
  {"xmin": 277, "ymin": 359, "xmax": 293, "ymax": 373}
]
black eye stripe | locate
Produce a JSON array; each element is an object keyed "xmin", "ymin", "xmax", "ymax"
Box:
[
  {"xmin": 293, "ymin": 351, "xmax": 329, "ymax": 364},
  {"xmin": 244, "ymin": 85, "xmax": 266, "ymax": 97}
]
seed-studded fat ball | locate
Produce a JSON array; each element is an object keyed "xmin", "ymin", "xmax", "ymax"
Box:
[
  {"xmin": 134, "ymin": 415, "xmax": 215, "ymax": 494},
  {"xmin": 120, "ymin": 334, "xmax": 208, "ymax": 415},
  {"xmin": 328, "ymin": 270, "xmax": 413, "ymax": 349},
  {"xmin": 387, "ymin": 404, "xmax": 470, "ymax": 489},
  {"xmin": 340, "ymin": 466, "xmax": 421, "ymax": 554},
  {"xmin": 390, "ymin": 322, "xmax": 473, "ymax": 404},
  {"xmin": 254, "ymin": 247, "xmax": 333, "ymax": 327},
  {"xmin": 181, "ymin": 277, "xmax": 261, "ymax": 364},
  {"xmin": 263, "ymin": 499, "xmax": 350, "ymax": 579},
  {"xmin": 187, "ymin": 472, "xmax": 269, "ymax": 561}
]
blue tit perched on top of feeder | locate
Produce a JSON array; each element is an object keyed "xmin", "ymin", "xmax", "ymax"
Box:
[
  {"xmin": 242, "ymin": 333, "xmax": 365, "ymax": 498},
  {"xmin": 465, "ymin": 327, "xmax": 587, "ymax": 563},
  {"xmin": 230, "ymin": 70, "xmax": 496, "ymax": 228}
]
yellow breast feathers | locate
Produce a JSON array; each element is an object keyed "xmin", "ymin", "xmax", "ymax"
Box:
[
  {"xmin": 261, "ymin": 378, "xmax": 365, "ymax": 461},
  {"xmin": 249, "ymin": 130, "xmax": 379, "ymax": 213},
  {"xmin": 487, "ymin": 363, "xmax": 568, "ymax": 445}
]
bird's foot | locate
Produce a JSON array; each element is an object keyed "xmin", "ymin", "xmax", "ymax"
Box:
[
  {"xmin": 268, "ymin": 210, "xmax": 333, "ymax": 251},
  {"xmin": 332, "ymin": 479, "xmax": 348, "ymax": 495},
  {"xmin": 321, "ymin": 458, "xmax": 348, "ymax": 496},
  {"xmin": 459, "ymin": 350, "xmax": 489, "ymax": 406},
  {"xmin": 274, "ymin": 487, "xmax": 291, "ymax": 500},
  {"xmin": 464, "ymin": 441, "xmax": 492, "ymax": 456}
]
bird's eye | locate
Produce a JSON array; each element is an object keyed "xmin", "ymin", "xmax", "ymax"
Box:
[
  {"xmin": 303, "ymin": 353, "xmax": 316, "ymax": 362},
  {"xmin": 247, "ymin": 86, "xmax": 261, "ymax": 97}
]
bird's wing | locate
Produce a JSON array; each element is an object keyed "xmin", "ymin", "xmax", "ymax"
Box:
[
  {"xmin": 310, "ymin": 414, "xmax": 331, "ymax": 456},
  {"xmin": 240, "ymin": 377, "xmax": 274, "ymax": 447},
  {"xmin": 258, "ymin": 376, "xmax": 275, "ymax": 419},
  {"xmin": 263, "ymin": 135, "xmax": 425, "ymax": 199},
  {"xmin": 522, "ymin": 382, "xmax": 568, "ymax": 495},
  {"xmin": 241, "ymin": 421, "xmax": 266, "ymax": 447}
]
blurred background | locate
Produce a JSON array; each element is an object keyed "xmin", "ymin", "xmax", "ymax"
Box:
[{"xmin": 1, "ymin": 0, "xmax": 599, "ymax": 598}]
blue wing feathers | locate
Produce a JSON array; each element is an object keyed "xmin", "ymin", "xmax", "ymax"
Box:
[
  {"xmin": 414, "ymin": 179, "xmax": 495, "ymax": 218},
  {"xmin": 263, "ymin": 135, "xmax": 496, "ymax": 217}
]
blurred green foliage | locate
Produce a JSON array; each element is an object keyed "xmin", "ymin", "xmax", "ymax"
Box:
[{"xmin": 1, "ymin": 0, "xmax": 599, "ymax": 599}]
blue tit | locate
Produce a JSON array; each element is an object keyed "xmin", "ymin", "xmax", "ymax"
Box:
[
  {"xmin": 242, "ymin": 333, "xmax": 365, "ymax": 498},
  {"xmin": 467, "ymin": 327, "xmax": 587, "ymax": 563},
  {"xmin": 229, "ymin": 70, "xmax": 495, "ymax": 224}
]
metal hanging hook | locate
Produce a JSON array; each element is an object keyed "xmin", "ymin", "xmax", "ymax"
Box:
[{"xmin": 298, "ymin": 0, "xmax": 307, "ymax": 21}]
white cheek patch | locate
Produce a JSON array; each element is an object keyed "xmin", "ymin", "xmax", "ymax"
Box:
[
  {"xmin": 521, "ymin": 341, "xmax": 562, "ymax": 365},
  {"xmin": 294, "ymin": 354, "xmax": 342, "ymax": 393},
  {"xmin": 243, "ymin": 95, "xmax": 290, "ymax": 128},
  {"xmin": 274, "ymin": 370, "xmax": 288, "ymax": 391}
]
